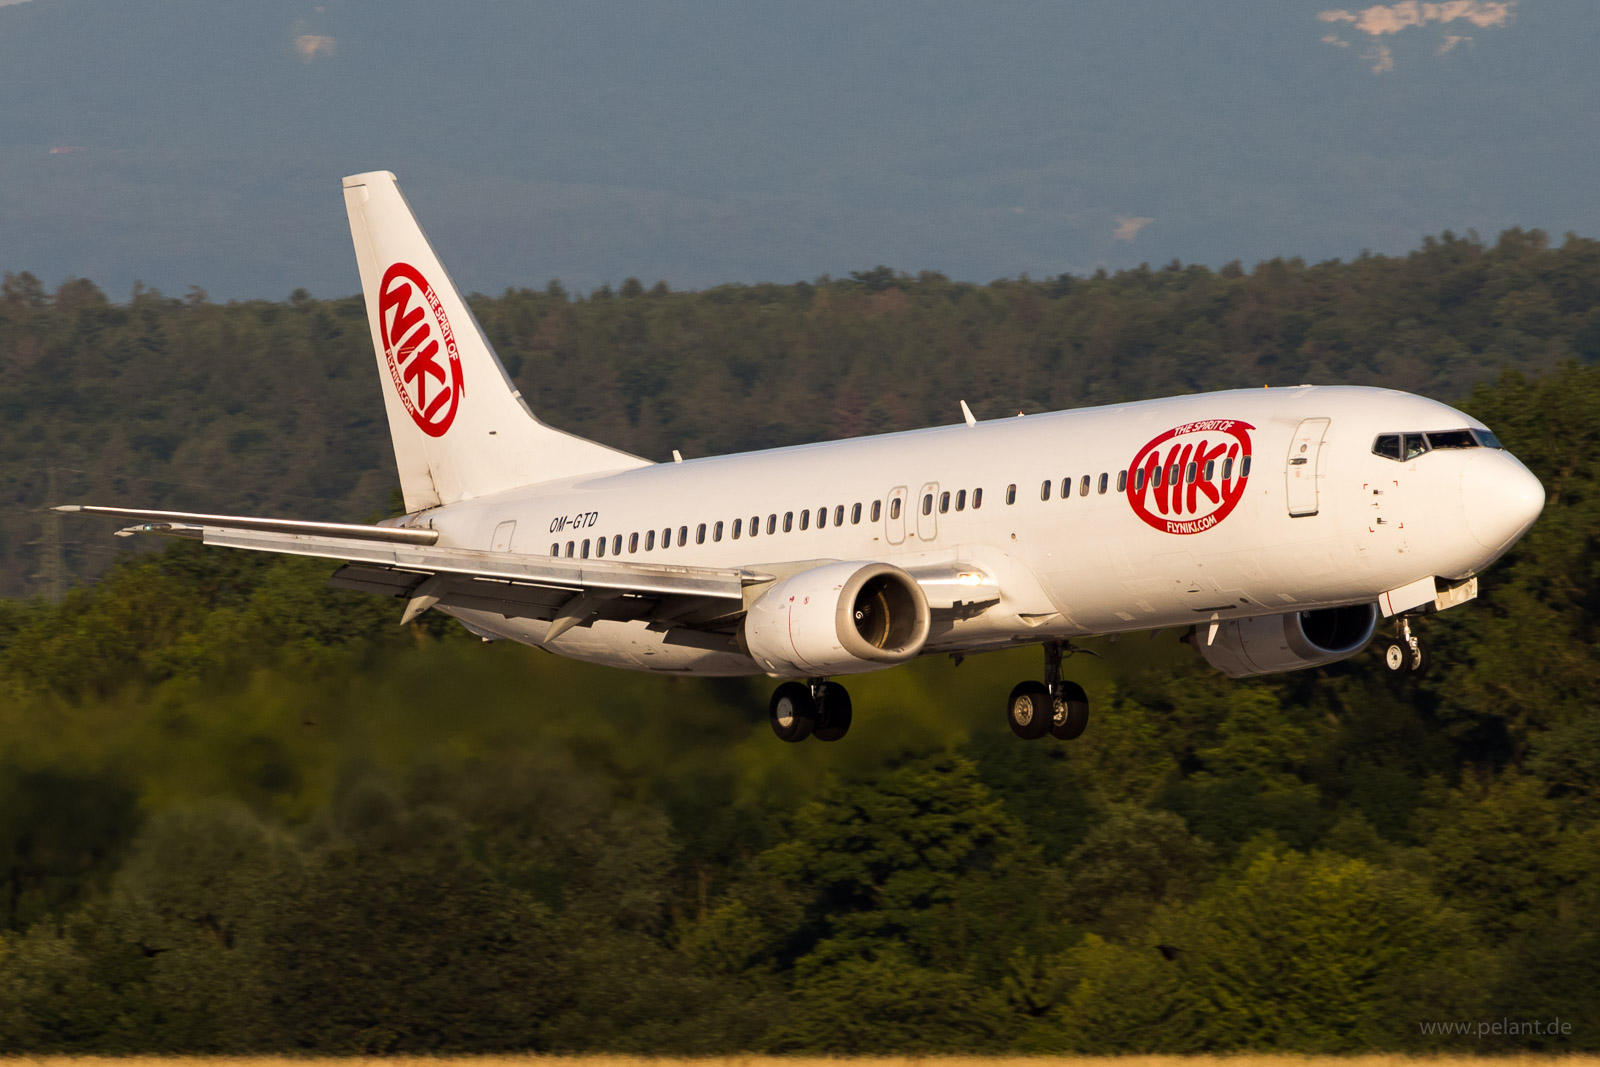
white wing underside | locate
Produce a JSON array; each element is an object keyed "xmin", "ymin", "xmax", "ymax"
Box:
[{"xmin": 63, "ymin": 505, "xmax": 1002, "ymax": 649}]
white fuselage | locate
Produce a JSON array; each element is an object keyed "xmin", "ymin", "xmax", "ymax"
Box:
[{"xmin": 406, "ymin": 385, "xmax": 1542, "ymax": 676}]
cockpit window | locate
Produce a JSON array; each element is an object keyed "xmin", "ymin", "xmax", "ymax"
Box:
[
  {"xmin": 1376, "ymin": 428, "xmax": 1497, "ymax": 461},
  {"xmin": 1427, "ymin": 430, "xmax": 1479, "ymax": 450}
]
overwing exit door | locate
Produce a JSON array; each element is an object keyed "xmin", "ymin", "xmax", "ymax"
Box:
[
  {"xmin": 885, "ymin": 486, "xmax": 908, "ymax": 545},
  {"xmin": 1286, "ymin": 418, "xmax": 1330, "ymax": 517}
]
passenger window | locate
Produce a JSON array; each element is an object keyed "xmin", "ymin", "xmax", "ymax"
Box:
[
  {"xmin": 566, "ymin": 541, "xmax": 575, "ymax": 557},
  {"xmin": 816, "ymin": 507, "xmax": 826, "ymax": 529},
  {"xmin": 939, "ymin": 491, "xmax": 950, "ymax": 513},
  {"xmin": 767, "ymin": 514, "xmax": 777, "ymax": 534},
  {"xmin": 973, "ymin": 487, "xmax": 983, "ymax": 509},
  {"xmin": 750, "ymin": 515, "xmax": 760, "ymax": 536},
  {"xmin": 1116, "ymin": 470, "xmax": 1127, "ymax": 492},
  {"xmin": 956, "ymin": 489, "xmax": 966, "ymax": 511},
  {"xmin": 1098, "ymin": 473, "xmax": 1109, "ymax": 494},
  {"xmin": 1006, "ymin": 484, "xmax": 1016, "ymax": 505},
  {"xmin": 661, "ymin": 528, "xmax": 672, "ymax": 548},
  {"xmin": 1372, "ymin": 434, "xmax": 1402, "ymax": 461},
  {"xmin": 698, "ymin": 523, "xmax": 708, "ymax": 544},
  {"xmin": 888, "ymin": 498, "xmax": 901, "ymax": 520},
  {"xmin": 1222, "ymin": 457, "xmax": 1234, "ymax": 480},
  {"xmin": 680, "ymin": 525, "xmax": 689, "ymax": 545},
  {"xmin": 581, "ymin": 539, "xmax": 590, "ymax": 559},
  {"xmin": 800, "ymin": 510, "xmax": 810, "ymax": 531},
  {"xmin": 1081, "ymin": 474, "xmax": 1091, "ymax": 496},
  {"xmin": 645, "ymin": 530, "xmax": 655, "ymax": 551},
  {"xmin": 1168, "ymin": 463, "xmax": 1180, "ymax": 487},
  {"xmin": 1135, "ymin": 468, "xmax": 1147, "ymax": 490},
  {"xmin": 1202, "ymin": 462, "xmax": 1214, "ymax": 482},
  {"xmin": 1403, "ymin": 434, "xmax": 1429, "ymax": 460},
  {"xmin": 613, "ymin": 534, "xmax": 622, "ymax": 555},
  {"xmin": 1040, "ymin": 480, "xmax": 1051, "ymax": 501},
  {"xmin": 595, "ymin": 537, "xmax": 605, "ymax": 558},
  {"xmin": 923, "ymin": 494, "xmax": 934, "ymax": 515},
  {"xmin": 732, "ymin": 518, "xmax": 741, "ymax": 539},
  {"xmin": 871, "ymin": 500, "xmax": 882, "ymax": 522},
  {"xmin": 1185, "ymin": 463, "xmax": 1196, "ymax": 485},
  {"xmin": 1152, "ymin": 465, "xmax": 1163, "ymax": 489},
  {"xmin": 851, "ymin": 503, "xmax": 862, "ymax": 524},
  {"xmin": 1241, "ymin": 456, "xmax": 1253, "ymax": 477},
  {"xmin": 712, "ymin": 522, "xmax": 722, "ymax": 542},
  {"xmin": 1428, "ymin": 430, "xmax": 1478, "ymax": 450},
  {"xmin": 783, "ymin": 512, "xmax": 793, "ymax": 532},
  {"xmin": 629, "ymin": 533, "xmax": 639, "ymax": 553},
  {"xmin": 550, "ymin": 542, "xmax": 559, "ymax": 556},
  {"xmin": 1061, "ymin": 477, "xmax": 1072, "ymax": 499}
]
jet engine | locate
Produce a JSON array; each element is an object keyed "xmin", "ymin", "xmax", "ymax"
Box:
[
  {"xmin": 743, "ymin": 561, "xmax": 931, "ymax": 676},
  {"xmin": 1197, "ymin": 604, "xmax": 1378, "ymax": 678}
]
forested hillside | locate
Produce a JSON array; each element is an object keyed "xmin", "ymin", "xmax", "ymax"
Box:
[
  {"xmin": 3, "ymin": 227, "xmax": 1597, "ymax": 596},
  {"xmin": 0, "ymin": 232, "xmax": 1597, "ymax": 1053}
]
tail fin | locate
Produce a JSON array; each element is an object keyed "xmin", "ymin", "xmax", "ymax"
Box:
[{"xmin": 342, "ymin": 171, "xmax": 647, "ymax": 512}]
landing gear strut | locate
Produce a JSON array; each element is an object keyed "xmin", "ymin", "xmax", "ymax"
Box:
[
  {"xmin": 1007, "ymin": 641, "xmax": 1091, "ymax": 741},
  {"xmin": 1381, "ymin": 616, "xmax": 1430, "ymax": 676},
  {"xmin": 769, "ymin": 679, "xmax": 852, "ymax": 743}
]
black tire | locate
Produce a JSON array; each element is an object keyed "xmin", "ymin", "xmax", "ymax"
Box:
[
  {"xmin": 769, "ymin": 682, "xmax": 816, "ymax": 742},
  {"xmin": 1050, "ymin": 680, "xmax": 1090, "ymax": 740},
  {"xmin": 1382, "ymin": 641, "xmax": 1409, "ymax": 674},
  {"xmin": 1408, "ymin": 637, "xmax": 1430, "ymax": 676},
  {"xmin": 813, "ymin": 683, "xmax": 853, "ymax": 742},
  {"xmin": 1007, "ymin": 681, "xmax": 1053, "ymax": 740}
]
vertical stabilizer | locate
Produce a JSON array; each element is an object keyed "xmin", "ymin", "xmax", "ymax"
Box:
[{"xmin": 342, "ymin": 171, "xmax": 647, "ymax": 511}]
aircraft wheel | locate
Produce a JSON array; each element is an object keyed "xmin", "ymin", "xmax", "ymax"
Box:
[
  {"xmin": 1408, "ymin": 637, "xmax": 1430, "ymax": 676},
  {"xmin": 1007, "ymin": 681, "xmax": 1053, "ymax": 740},
  {"xmin": 1383, "ymin": 641, "xmax": 1409, "ymax": 674},
  {"xmin": 1050, "ymin": 680, "xmax": 1090, "ymax": 740},
  {"xmin": 812, "ymin": 683, "xmax": 853, "ymax": 742},
  {"xmin": 769, "ymin": 682, "xmax": 816, "ymax": 743}
]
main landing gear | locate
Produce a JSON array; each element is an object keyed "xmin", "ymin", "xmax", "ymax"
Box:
[
  {"xmin": 769, "ymin": 679, "xmax": 853, "ymax": 743},
  {"xmin": 1007, "ymin": 640, "xmax": 1090, "ymax": 741},
  {"xmin": 1381, "ymin": 615, "xmax": 1430, "ymax": 676}
]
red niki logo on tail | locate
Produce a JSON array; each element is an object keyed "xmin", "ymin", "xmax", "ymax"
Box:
[
  {"xmin": 1127, "ymin": 420, "xmax": 1254, "ymax": 534},
  {"xmin": 378, "ymin": 262, "xmax": 464, "ymax": 437}
]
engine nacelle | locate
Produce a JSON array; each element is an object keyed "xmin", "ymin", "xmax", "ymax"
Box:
[
  {"xmin": 743, "ymin": 561, "xmax": 931, "ymax": 676},
  {"xmin": 1197, "ymin": 604, "xmax": 1378, "ymax": 678}
]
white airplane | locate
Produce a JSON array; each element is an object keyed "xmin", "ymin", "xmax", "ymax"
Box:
[{"xmin": 65, "ymin": 171, "xmax": 1546, "ymax": 743}]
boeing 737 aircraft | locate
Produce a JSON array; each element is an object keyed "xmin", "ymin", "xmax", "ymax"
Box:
[{"xmin": 65, "ymin": 172, "xmax": 1546, "ymax": 743}]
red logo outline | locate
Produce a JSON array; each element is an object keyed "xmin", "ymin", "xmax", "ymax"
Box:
[
  {"xmin": 1126, "ymin": 420, "xmax": 1254, "ymax": 534},
  {"xmin": 377, "ymin": 262, "xmax": 464, "ymax": 437}
]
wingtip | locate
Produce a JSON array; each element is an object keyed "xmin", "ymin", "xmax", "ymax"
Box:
[{"xmin": 53, "ymin": 504, "xmax": 83, "ymax": 512}]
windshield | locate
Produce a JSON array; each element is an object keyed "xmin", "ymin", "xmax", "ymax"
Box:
[{"xmin": 1372, "ymin": 428, "xmax": 1502, "ymax": 461}]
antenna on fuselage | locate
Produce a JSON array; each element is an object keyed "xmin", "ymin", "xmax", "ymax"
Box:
[{"xmin": 959, "ymin": 400, "xmax": 977, "ymax": 428}]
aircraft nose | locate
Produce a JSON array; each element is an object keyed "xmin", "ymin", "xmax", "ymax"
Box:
[{"xmin": 1461, "ymin": 450, "xmax": 1545, "ymax": 552}]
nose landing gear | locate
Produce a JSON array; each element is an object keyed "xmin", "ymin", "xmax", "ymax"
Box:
[
  {"xmin": 1381, "ymin": 616, "xmax": 1430, "ymax": 675},
  {"xmin": 1006, "ymin": 641, "xmax": 1091, "ymax": 741},
  {"xmin": 769, "ymin": 679, "xmax": 853, "ymax": 742}
]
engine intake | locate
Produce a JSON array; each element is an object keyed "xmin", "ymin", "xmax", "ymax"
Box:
[
  {"xmin": 743, "ymin": 561, "xmax": 931, "ymax": 676},
  {"xmin": 1197, "ymin": 603, "xmax": 1378, "ymax": 678}
]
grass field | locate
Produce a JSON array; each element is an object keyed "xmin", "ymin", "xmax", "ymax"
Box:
[{"xmin": 8, "ymin": 1058, "xmax": 1599, "ymax": 1067}]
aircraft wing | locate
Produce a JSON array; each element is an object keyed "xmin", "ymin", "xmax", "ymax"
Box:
[{"xmin": 62, "ymin": 505, "xmax": 766, "ymax": 645}]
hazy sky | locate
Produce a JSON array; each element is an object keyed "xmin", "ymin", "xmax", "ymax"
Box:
[{"xmin": 2, "ymin": 0, "xmax": 1596, "ymax": 300}]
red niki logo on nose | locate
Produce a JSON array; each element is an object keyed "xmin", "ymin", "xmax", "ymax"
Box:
[
  {"xmin": 378, "ymin": 262, "xmax": 464, "ymax": 437},
  {"xmin": 1127, "ymin": 420, "xmax": 1254, "ymax": 534}
]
